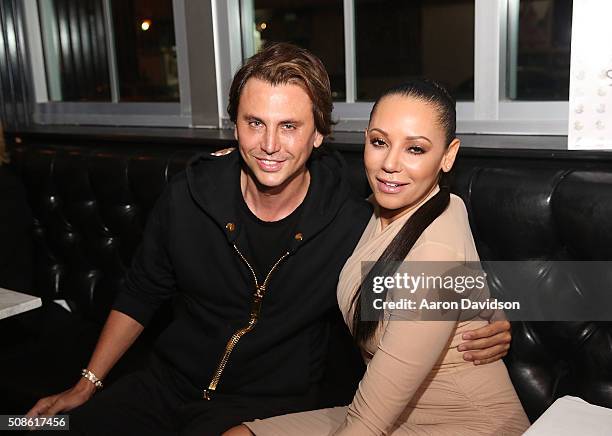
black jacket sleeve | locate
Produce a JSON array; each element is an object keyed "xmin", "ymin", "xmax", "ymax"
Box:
[{"xmin": 112, "ymin": 185, "xmax": 176, "ymax": 326}]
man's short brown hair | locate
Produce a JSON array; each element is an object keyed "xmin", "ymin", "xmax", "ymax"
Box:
[{"xmin": 227, "ymin": 42, "xmax": 333, "ymax": 136}]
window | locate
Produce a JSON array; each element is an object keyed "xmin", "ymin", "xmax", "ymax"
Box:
[
  {"xmin": 508, "ymin": 0, "xmax": 573, "ymax": 100},
  {"xmin": 240, "ymin": 0, "xmax": 475, "ymax": 102},
  {"xmin": 24, "ymin": 0, "xmax": 577, "ymax": 134},
  {"xmin": 25, "ymin": 0, "xmax": 219, "ymax": 127},
  {"xmin": 38, "ymin": 0, "xmax": 111, "ymax": 102},
  {"xmin": 241, "ymin": 0, "xmax": 346, "ymax": 101},
  {"xmin": 37, "ymin": 0, "xmax": 178, "ymax": 103},
  {"xmin": 223, "ymin": 0, "xmax": 570, "ymax": 134},
  {"xmin": 354, "ymin": 0, "xmax": 475, "ymax": 101},
  {"xmin": 111, "ymin": 0, "xmax": 179, "ymax": 102}
]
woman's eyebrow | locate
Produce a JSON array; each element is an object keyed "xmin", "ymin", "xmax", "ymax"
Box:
[
  {"xmin": 369, "ymin": 128, "xmax": 433, "ymax": 145},
  {"xmin": 405, "ymin": 135, "xmax": 432, "ymax": 144},
  {"xmin": 368, "ymin": 127, "xmax": 388, "ymax": 136}
]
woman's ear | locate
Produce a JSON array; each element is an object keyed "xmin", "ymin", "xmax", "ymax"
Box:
[{"xmin": 441, "ymin": 138, "xmax": 461, "ymax": 172}]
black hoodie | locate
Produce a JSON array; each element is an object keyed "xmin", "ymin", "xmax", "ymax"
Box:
[{"xmin": 113, "ymin": 147, "xmax": 371, "ymax": 400}]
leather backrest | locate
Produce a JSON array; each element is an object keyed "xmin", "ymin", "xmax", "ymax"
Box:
[{"xmin": 9, "ymin": 142, "xmax": 612, "ymax": 422}]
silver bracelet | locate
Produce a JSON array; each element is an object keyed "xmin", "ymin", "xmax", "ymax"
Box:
[{"xmin": 81, "ymin": 368, "xmax": 103, "ymax": 389}]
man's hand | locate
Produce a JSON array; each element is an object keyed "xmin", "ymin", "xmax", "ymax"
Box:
[
  {"xmin": 26, "ymin": 378, "xmax": 96, "ymax": 417},
  {"xmin": 26, "ymin": 310, "xmax": 143, "ymax": 419},
  {"xmin": 458, "ymin": 320, "xmax": 511, "ymax": 365}
]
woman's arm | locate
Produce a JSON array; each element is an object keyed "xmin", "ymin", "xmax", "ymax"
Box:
[
  {"xmin": 333, "ymin": 242, "xmax": 461, "ymax": 435},
  {"xmin": 333, "ymin": 319, "xmax": 455, "ymax": 435}
]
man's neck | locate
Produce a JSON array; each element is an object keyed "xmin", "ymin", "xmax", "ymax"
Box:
[{"xmin": 241, "ymin": 169, "xmax": 310, "ymax": 222}]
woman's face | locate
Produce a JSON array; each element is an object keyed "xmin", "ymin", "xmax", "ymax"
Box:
[{"xmin": 364, "ymin": 95, "xmax": 460, "ymax": 224}]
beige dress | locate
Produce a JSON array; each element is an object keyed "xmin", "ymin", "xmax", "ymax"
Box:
[{"xmin": 245, "ymin": 188, "xmax": 530, "ymax": 435}]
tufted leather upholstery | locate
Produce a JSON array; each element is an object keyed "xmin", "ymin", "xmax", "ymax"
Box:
[
  {"xmin": 3, "ymin": 140, "xmax": 612, "ymax": 422},
  {"xmin": 9, "ymin": 145, "xmax": 212, "ymax": 323},
  {"xmin": 456, "ymin": 166, "xmax": 612, "ymax": 420}
]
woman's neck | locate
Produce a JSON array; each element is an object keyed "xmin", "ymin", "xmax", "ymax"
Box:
[{"xmin": 379, "ymin": 184, "xmax": 440, "ymax": 230}]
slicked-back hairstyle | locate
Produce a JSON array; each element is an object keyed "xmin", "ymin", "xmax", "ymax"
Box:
[
  {"xmin": 227, "ymin": 42, "xmax": 334, "ymax": 136},
  {"xmin": 370, "ymin": 78, "xmax": 457, "ymax": 146},
  {"xmin": 352, "ymin": 79, "xmax": 457, "ymax": 346}
]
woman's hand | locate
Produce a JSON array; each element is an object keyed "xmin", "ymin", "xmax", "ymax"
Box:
[{"xmin": 458, "ymin": 320, "xmax": 512, "ymax": 365}]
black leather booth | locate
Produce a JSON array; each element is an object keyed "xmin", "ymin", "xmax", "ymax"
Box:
[{"xmin": 1, "ymin": 133, "xmax": 611, "ymax": 424}]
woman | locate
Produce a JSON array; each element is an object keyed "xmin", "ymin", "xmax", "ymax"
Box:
[{"xmin": 226, "ymin": 80, "xmax": 529, "ymax": 435}]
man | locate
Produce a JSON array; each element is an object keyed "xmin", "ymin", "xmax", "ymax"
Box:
[{"xmin": 27, "ymin": 43, "xmax": 511, "ymax": 435}]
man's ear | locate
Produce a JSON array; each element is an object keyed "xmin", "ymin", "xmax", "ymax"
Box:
[
  {"xmin": 441, "ymin": 138, "xmax": 461, "ymax": 172},
  {"xmin": 313, "ymin": 131, "xmax": 324, "ymax": 148}
]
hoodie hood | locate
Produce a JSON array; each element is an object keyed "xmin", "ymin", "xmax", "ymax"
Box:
[{"xmin": 185, "ymin": 146, "xmax": 355, "ymax": 252}]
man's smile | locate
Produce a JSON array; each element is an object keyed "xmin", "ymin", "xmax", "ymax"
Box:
[{"xmin": 254, "ymin": 157, "xmax": 287, "ymax": 172}]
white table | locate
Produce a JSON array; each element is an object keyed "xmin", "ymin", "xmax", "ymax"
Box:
[
  {"xmin": 0, "ymin": 287, "xmax": 42, "ymax": 320},
  {"xmin": 524, "ymin": 396, "xmax": 612, "ymax": 435}
]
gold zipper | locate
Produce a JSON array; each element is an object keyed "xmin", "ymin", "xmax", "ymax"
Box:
[{"xmin": 203, "ymin": 244, "xmax": 290, "ymax": 400}]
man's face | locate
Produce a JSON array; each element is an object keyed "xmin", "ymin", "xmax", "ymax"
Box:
[{"xmin": 235, "ymin": 78, "xmax": 323, "ymax": 193}]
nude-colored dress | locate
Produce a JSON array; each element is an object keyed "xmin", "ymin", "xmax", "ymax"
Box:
[{"xmin": 245, "ymin": 188, "xmax": 530, "ymax": 435}]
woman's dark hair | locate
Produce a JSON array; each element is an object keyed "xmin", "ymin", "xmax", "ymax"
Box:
[
  {"xmin": 370, "ymin": 78, "xmax": 457, "ymax": 145},
  {"xmin": 351, "ymin": 79, "xmax": 456, "ymax": 346}
]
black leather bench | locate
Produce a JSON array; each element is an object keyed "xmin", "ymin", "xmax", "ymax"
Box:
[{"xmin": 1, "ymin": 135, "xmax": 611, "ymax": 423}]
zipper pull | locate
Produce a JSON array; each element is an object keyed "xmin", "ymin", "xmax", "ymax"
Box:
[{"xmin": 250, "ymin": 285, "xmax": 265, "ymax": 318}]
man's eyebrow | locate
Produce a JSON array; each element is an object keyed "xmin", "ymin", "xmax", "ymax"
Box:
[{"xmin": 279, "ymin": 119, "xmax": 302, "ymax": 125}]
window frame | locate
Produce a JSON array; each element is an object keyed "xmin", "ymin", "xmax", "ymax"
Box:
[
  {"xmin": 23, "ymin": 0, "xmax": 220, "ymax": 128},
  {"xmin": 22, "ymin": 0, "xmax": 571, "ymax": 135},
  {"xmin": 214, "ymin": 0, "xmax": 569, "ymax": 135}
]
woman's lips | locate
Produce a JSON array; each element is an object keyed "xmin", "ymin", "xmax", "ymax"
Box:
[
  {"xmin": 255, "ymin": 157, "xmax": 285, "ymax": 172},
  {"xmin": 376, "ymin": 178, "xmax": 408, "ymax": 194}
]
